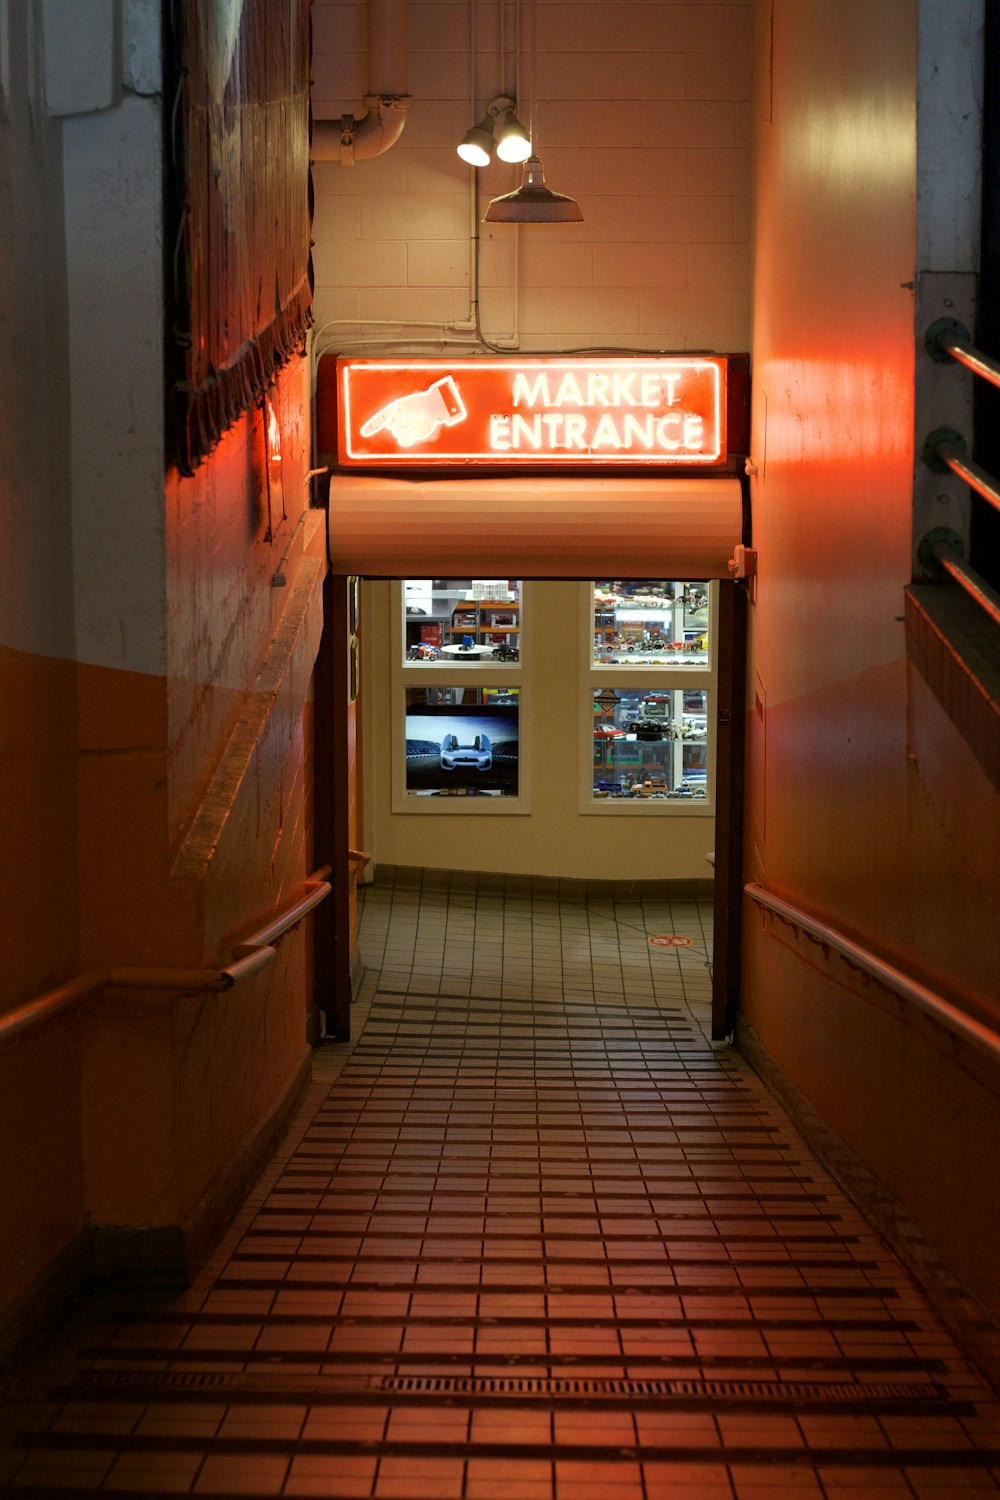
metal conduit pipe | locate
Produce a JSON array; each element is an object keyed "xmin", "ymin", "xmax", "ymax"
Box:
[
  {"xmin": 0, "ymin": 870, "xmax": 333, "ymax": 1047},
  {"xmin": 312, "ymin": 0, "xmax": 411, "ymax": 165}
]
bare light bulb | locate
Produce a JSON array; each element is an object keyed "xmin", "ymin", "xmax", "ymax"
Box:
[
  {"xmin": 457, "ymin": 119, "xmax": 495, "ymax": 167},
  {"xmin": 495, "ymin": 113, "xmax": 532, "ymax": 163}
]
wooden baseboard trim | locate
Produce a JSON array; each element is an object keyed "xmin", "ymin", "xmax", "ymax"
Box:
[
  {"xmin": 90, "ymin": 1049, "xmax": 313, "ymax": 1286},
  {"xmin": 371, "ymin": 865, "xmax": 713, "ymax": 902}
]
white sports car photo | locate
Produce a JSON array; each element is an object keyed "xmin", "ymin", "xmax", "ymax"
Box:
[{"xmin": 440, "ymin": 732, "xmax": 492, "ymax": 771}]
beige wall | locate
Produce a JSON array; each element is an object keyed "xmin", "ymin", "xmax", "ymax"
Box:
[
  {"xmin": 311, "ymin": 0, "xmax": 752, "ymax": 352},
  {"xmin": 365, "ymin": 579, "xmax": 717, "ymax": 880},
  {"xmin": 744, "ymin": 0, "xmax": 1000, "ymax": 1323},
  {"xmin": 313, "ymin": 0, "xmax": 753, "ymax": 880}
]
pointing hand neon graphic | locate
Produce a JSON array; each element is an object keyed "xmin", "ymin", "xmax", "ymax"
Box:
[{"xmin": 359, "ymin": 375, "xmax": 467, "ymax": 448}]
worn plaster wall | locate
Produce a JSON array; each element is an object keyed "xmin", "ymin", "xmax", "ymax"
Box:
[
  {"xmin": 0, "ymin": 0, "xmax": 92, "ymax": 1326},
  {"xmin": 312, "ymin": 0, "xmax": 751, "ymax": 879},
  {"xmin": 744, "ymin": 0, "xmax": 1000, "ymax": 1326},
  {"xmin": 0, "ymin": 0, "xmax": 323, "ymax": 1334}
]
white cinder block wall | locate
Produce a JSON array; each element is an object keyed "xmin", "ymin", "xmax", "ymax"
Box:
[
  {"xmin": 310, "ymin": 0, "xmax": 753, "ymax": 881},
  {"xmin": 310, "ymin": 0, "xmax": 752, "ymax": 352}
]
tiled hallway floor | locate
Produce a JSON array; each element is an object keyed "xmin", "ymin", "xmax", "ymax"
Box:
[{"xmin": 3, "ymin": 875, "xmax": 1000, "ymax": 1497}]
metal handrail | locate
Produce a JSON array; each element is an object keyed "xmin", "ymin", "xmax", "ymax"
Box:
[
  {"xmin": 923, "ymin": 431, "xmax": 1000, "ymax": 522},
  {"xmin": 926, "ymin": 319, "xmax": 1000, "ymax": 391},
  {"xmin": 231, "ymin": 867, "xmax": 332, "ymax": 957},
  {"xmin": 930, "ymin": 542, "xmax": 1000, "ymax": 628},
  {"xmin": 0, "ymin": 867, "xmax": 333, "ymax": 1047},
  {"xmin": 917, "ymin": 528, "xmax": 1000, "ymax": 629},
  {"xmin": 745, "ymin": 882, "xmax": 1000, "ymax": 1067}
]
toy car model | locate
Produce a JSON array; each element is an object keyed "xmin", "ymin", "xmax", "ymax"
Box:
[
  {"xmin": 440, "ymin": 732, "xmax": 492, "ymax": 770},
  {"xmin": 491, "ymin": 642, "xmax": 519, "ymax": 661},
  {"xmin": 625, "ymin": 718, "xmax": 676, "ymax": 739},
  {"xmin": 407, "ymin": 642, "xmax": 440, "ymax": 660}
]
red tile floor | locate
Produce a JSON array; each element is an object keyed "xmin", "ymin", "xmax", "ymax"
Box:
[{"xmin": 2, "ymin": 874, "xmax": 1000, "ymax": 1497}]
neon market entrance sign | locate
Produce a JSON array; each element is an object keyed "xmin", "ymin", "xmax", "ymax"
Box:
[{"xmin": 337, "ymin": 357, "xmax": 727, "ymax": 468}]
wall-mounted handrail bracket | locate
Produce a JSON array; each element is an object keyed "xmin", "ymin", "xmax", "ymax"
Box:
[
  {"xmin": 921, "ymin": 426, "xmax": 967, "ymax": 474},
  {"xmin": 917, "ymin": 525, "xmax": 964, "ymax": 575},
  {"xmin": 925, "ymin": 316, "xmax": 1000, "ymax": 390},
  {"xmin": 917, "ymin": 527, "xmax": 1000, "ymax": 626},
  {"xmin": 925, "ymin": 315, "xmax": 973, "ymax": 362},
  {"xmin": 922, "ymin": 427, "xmax": 1000, "ymax": 525}
]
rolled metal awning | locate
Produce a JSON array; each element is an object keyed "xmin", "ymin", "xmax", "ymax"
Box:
[{"xmin": 326, "ymin": 476, "xmax": 745, "ymax": 578}]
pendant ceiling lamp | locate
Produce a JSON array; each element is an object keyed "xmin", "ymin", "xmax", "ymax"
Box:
[
  {"xmin": 483, "ymin": 0, "xmax": 583, "ymax": 225},
  {"xmin": 483, "ymin": 155, "xmax": 583, "ymax": 222}
]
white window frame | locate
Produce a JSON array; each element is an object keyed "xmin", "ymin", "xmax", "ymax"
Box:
[
  {"xmin": 390, "ymin": 581, "xmax": 532, "ymax": 815},
  {"xmin": 580, "ymin": 581, "xmax": 718, "ymax": 817}
]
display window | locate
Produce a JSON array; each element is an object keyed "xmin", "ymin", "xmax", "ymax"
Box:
[
  {"xmin": 584, "ymin": 579, "xmax": 715, "ymax": 813},
  {"xmin": 403, "ymin": 579, "xmax": 522, "ymax": 666},
  {"xmin": 404, "ymin": 687, "xmax": 520, "ymax": 798},
  {"xmin": 591, "ymin": 687, "xmax": 709, "ymax": 800},
  {"xmin": 393, "ymin": 582, "xmax": 529, "ymax": 814},
  {"xmin": 592, "ymin": 580, "xmax": 709, "ymax": 668}
]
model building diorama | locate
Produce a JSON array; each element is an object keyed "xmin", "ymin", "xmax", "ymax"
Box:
[{"xmin": 404, "ymin": 579, "xmax": 521, "ymax": 665}]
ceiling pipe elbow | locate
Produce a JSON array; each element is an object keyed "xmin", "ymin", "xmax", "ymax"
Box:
[
  {"xmin": 313, "ymin": 94, "xmax": 411, "ymax": 165},
  {"xmin": 312, "ymin": 0, "xmax": 410, "ymax": 165}
]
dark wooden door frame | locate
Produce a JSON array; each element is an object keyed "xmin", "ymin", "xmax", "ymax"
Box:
[
  {"xmin": 710, "ymin": 579, "xmax": 749, "ymax": 1038},
  {"xmin": 313, "ymin": 570, "xmax": 353, "ymax": 1040},
  {"xmin": 711, "ymin": 577, "xmax": 749, "ymax": 1039},
  {"xmin": 315, "ymin": 568, "xmax": 748, "ymax": 1043}
]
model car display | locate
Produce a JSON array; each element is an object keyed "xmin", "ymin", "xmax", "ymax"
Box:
[{"xmin": 624, "ymin": 719, "xmax": 673, "ymax": 740}]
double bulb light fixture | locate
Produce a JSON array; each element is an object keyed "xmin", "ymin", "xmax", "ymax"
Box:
[
  {"xmin": 456, "ymin": 91, "xmax": 583, "ymax": 224},
  {"xmin": 457, "ymin": 96, "xmax": 532, "ymax": 168},
  {"xmin": 460, "ymin": 0, "xmax": 582, "ymax": 224}
]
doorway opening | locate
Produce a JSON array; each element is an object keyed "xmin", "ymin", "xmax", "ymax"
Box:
[{"xmin": 318, "ymin": 572, "xmax": 746, "ymax": 1045}]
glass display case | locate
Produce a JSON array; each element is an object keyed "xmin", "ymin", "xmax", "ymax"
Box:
[
  {"xmin": 592, "ymin": 580, "xmax": 709, "ymax": 668},
  {"xmin": 404, "ymin": 686, "xmax": 519, "ymax": 798},
  {"xmin": 591, "ymin": 687, "xmax": 709, "ymax": 800},
  {"xmin": 586, "ymin": 579, "xmax": 715, "ymax": 810},
  {"xmin": 404, "ymin": 579, "xmax": 521, "ymax": 665}
]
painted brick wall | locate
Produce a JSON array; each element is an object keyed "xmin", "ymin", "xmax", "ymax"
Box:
[{"xmin": 311, "ymin": 0, "xmax": 752, "ymax": 354}]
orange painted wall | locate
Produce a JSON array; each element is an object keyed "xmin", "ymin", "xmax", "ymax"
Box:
[
  {"xmin": 0, "ymin": 4, "xmax": 328, "ymax": 1335},
  {"xmin": 744, "ymin": 0, "xmax": 1000, "ymax": 1320},
  {"xmin": 77, "ymin": 357, "xmax": 325, "ymax": 1232},
  {"xmin": 0, "ymin": 363, "xmax": 325, "ymax": 1324},
  {"xmin": 0, "ymin": 651, "xmax": 84, "ymax": 1312},
  {"xmin": 0, "ymin": 0, "xmax": 88, "ymax": 1312}
]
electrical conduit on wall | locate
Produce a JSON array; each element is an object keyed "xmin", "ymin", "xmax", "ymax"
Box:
[{"xmin": 312, "ymin": 0, "xmax": 410, "ymax": 163}]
